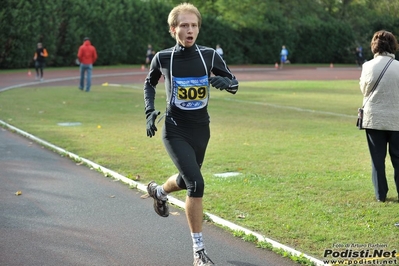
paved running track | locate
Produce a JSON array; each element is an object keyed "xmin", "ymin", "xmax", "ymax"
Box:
[{"xmin": 0, "ymin": 66, "xmax": 361, "ymax": 266}]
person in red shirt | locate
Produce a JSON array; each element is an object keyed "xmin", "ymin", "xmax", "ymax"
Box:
[{"xmin": 77, "ymin": 37, "xmax": 97, "ymax": 92}]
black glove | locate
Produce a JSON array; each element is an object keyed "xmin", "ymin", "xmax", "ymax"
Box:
[
  {"xmin": 209, "ymin": 76, "xmax": 232, "ymax": 90},
  {"xmin": 146, "ymin": 110, "xmax": 161, "ymax": 138}
]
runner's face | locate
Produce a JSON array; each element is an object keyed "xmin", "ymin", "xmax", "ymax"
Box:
[{"xmin": 171, "ymin": 12, "xmax": 199, "ymax": 48}]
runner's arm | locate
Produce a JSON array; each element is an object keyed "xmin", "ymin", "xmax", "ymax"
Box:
[
  {"xmin": 143, "ymin": 53, "xmax": 163, "ymax": 114},
  {"xmin": 210, "ymin": 50, "xmax": 238, "ymax": 94}
]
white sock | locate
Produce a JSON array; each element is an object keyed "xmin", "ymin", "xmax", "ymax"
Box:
[
  {"xmin": 156, "ymin": 186, "xmax": 168, "ymax": 201},
  {"xmin": 191, "ymin": 232, "xmax": 204, "ymax": 252}
]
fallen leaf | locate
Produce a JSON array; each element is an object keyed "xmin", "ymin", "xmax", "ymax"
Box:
[
  {"xmin": 110, "ymin": 195, "xmax": 115, "ymax": 198},
  {"xmin": 141, "ymin": 194, "xmax": 150, "ymax": 199},
  {"xmin": 170, "ymin": 212, "xmax": 180, "ymax": 216},
  {"xmin": 15, "ymin": 191, "xmax": 22, "ymax": 196},
  {"xmin": 237, "ymin": 214, "xmax": 246, "ymax": 219},
  {"xmin": 135, "ymin": 175, "xmax": 140, "ymax": 180}
]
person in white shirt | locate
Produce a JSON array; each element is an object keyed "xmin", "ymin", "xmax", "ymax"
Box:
[
  {"xmin": 359, "ymin": 30, "xmax": 399, "ymax": 203},
  {"xmin": 216, "ymin": 44, "xmax": 223, "ymax": 59}
]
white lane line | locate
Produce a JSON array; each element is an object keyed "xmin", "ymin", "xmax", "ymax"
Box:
[
  {"xmin": 0, "ymin": 71, "xmax": 142, "ymax": 92},
  {"xmin": 101, "ymin": 82, "xmax": 141, "ymax": 89},
  {"xmin": 0, "ymin": 118, "xmax": 325, "ymax": 266},
  {"xmin": 222, "ymin": 97, "xmax": 356, "ymax": 118},
  {"xmin": 0, "ymin": 70, "xmax": 325, "ymax": 266}
]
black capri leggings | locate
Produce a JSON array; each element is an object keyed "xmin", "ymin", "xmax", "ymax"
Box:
[
  {"xmin": 162, "ymin": 119, "xmax": 210, "ymax": 197},
  {"xmin": 35, "ymin": 61, "xmax": 45, "ymax": 77}
]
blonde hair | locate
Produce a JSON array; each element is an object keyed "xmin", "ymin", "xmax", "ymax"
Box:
[{"xmin": 167, "ymin": 3, "xmax": 202, "ymax": 38}]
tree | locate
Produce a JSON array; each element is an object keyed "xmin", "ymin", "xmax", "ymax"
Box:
[{"xmin": 1, "ymin": 0, "xmax": 399, "ymax": 68}]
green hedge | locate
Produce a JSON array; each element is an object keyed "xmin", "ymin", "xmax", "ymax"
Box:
[{"xmin": 1, "ymin": 0, "xmax": 398, "ymax": 69}]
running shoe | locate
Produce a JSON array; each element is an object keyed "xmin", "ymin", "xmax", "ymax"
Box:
[
  {"xmin": 147, "ymin": 181, "xmax": 169, "ymax": 217},
  {"xmin": 193, "ymin": 249, "xmax": 214, "ymax": 265}
]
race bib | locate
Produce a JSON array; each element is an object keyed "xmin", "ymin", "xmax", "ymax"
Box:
[{"xmin": 171, "ymin": 75, "xmax": 209, "ymax": 110}]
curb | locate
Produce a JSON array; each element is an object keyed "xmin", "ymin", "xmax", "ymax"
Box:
[{"xmin": 0, "ymin": 70, "xmax": 325, "ymax": 266}]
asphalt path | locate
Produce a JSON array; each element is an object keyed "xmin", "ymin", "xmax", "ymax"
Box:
[
  {"xmin": 0, "ymin": 127, "xmax": 304, "ymax": 266},
  {"xmin": 0, "ymin": 68, "xmax": 308, "ymax": 266}
]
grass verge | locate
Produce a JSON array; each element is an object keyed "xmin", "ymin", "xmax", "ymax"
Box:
[{"xmin": 1, "ymin": 80, "xmax": 397, "ymax": 264}]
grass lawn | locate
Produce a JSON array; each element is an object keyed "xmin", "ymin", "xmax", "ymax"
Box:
[{"xmin": 1, "ymin": 79, "xmax": 398, "ymax": 263}]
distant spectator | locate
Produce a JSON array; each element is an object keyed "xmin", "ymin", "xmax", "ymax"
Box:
[
  {"xmin": 33, "ymin": 43, "xmax": 48, "ymax": 81},
  {"xmin": 280, "ymin": 45, "xmax": 290, "ymax": 69},
  {"xmin": 355, "ymin": 46, "xmax": 364, "ymax": 68},
  {"xmin": 148, "ymin": 50, "xmax": 155, "ymax": 65},
  {"xmin": 216, "ymin": 44, "xmax": 224, "ymax": 59},
  {"xmin": 77, "ymin": 37, "xmax": 97, "ymax": 92},
  {"xmin": 145, "ymin": 44, "xmax": 153, "ymax": 68}
]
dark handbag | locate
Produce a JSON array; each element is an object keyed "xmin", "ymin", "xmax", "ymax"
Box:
[
  {"xmin": 356, "ymin": 108, "xmax": 364, "ymax": 129},
  {"xmin": 356, "ymin": 58, "xmax": 394, "ymax": 130}
]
